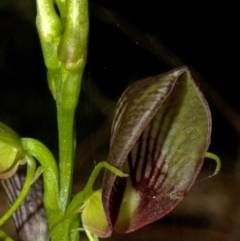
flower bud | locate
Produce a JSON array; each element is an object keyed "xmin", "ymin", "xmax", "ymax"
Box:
[
  {"xmin": 36, "ymin": 0, "xmax": 63, "ymax": 70},
  {"xmin": 57, "ymin": 0, "xmax": 88, "ymax": 71},
  {"xmin": 0, "ymin": 122, "xmax": 26, "ymax": 179}
]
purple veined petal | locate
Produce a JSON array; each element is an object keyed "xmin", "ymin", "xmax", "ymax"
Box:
[{"xmin": 102, "ymin": 66, "xmax": 211, "ymax": 236}]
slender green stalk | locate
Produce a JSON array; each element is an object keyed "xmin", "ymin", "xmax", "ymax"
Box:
[
  {"xmin": 0, "ymin": 229, "xmax": 15, "ymax": 241},
  {"xmin": 83, "ymin": 161, "xmax": 128, "ymax": 200},
  {"xmin": 0, "ymin": 156, "xmax": 36, "ymax": 227},
  {"xmin": 21, "ymin": 138, "xmax": 60, "ymax": 223},
  {"xmin": 21, "ymin": 138, "xmax": 68, "ymax": 240},
  {"xmin": 36, "ymin": 0, "xmax": 89, "ymax": 239},
  {"xmin": 57, "ymin": 106, "xmax": 75, "ymax": 210}
]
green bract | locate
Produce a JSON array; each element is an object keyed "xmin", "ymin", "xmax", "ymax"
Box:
[
  {"xmin": 82, "ymin": 190, "xmax": 109, "ymax": 238},
  {"xmin": 0, "ymin": 122, "xmax": 26, "ymax": 179}
]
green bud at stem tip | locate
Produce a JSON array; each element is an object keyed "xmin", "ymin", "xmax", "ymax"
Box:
[{"xmin": 57, "ymin": 0, "xmax": 88, "ymax": 71}]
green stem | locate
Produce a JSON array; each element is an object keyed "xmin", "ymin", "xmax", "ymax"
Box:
[
  {"xmin": 57, "ymin": 106, "xmax": 75, "ymax": 211},
  {"xmin": 0, "ymin": 156, "xmax": 36, "ymax": 227},
  {"xmin": 0, "ymin": 229, "xmax": 15, "ymax": 241},
  {"xmin": 36, "ymin": 0, "xmax": 89, "ymax": 239}
]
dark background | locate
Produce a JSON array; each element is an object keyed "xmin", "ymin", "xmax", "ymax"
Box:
[{"xmin": 0, "ymin": 1, "xmax": 239, "ymax": 240}]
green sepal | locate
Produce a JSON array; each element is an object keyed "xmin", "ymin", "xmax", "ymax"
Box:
[
  {"xmin": 0, "ymin": 122, "xmax": 26, "ymax": 179},
  {"xmin": 82, "ymin": 190, "xmax": 108, "ymax": 239}
]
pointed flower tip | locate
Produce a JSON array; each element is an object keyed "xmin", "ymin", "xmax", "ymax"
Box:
[{"xmin": 0, "ymin": 122, "xmax": 26, "ymax": 179}]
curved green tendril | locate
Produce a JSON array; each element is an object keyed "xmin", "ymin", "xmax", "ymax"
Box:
[{"xmin": 205, "ymin": 152, "xmax": 221, "ymax": 176}]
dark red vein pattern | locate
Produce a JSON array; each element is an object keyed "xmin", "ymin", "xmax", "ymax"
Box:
[{"xmin": 103, "ymin": 67, "xmax": 211, "ymax": 236}]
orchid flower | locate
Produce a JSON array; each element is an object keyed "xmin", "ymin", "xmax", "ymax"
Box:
[{"xmin": 81, "ymin": 66, "xmax": 220, "ymax": 239}]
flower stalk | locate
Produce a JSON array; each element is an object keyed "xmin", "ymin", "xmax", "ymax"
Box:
[{"xmin": 35, "ymin": 0, "xmax": 89, "ymax": 240}]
